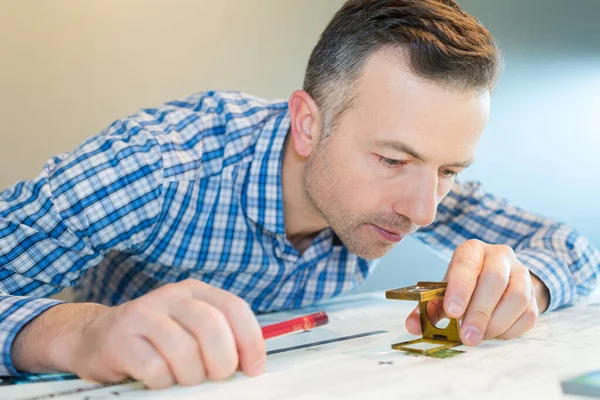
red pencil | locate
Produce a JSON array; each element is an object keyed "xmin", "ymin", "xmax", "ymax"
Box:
[{"xmin": 261, "ymin": 311, "xmax": 329, "ymax": 340}]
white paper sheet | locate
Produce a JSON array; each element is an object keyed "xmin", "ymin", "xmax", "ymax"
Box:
[{"xmin": 4, "ymin": 291, "xmax": 598, "ymax": 400}]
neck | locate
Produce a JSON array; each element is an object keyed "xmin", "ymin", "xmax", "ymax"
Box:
[{"xmin": 281, "ymin": 133, "xmax": 329, "ymax": 253}]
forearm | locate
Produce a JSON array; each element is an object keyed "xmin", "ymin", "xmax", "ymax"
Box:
[
  {"xmin": 417, "ymin": 181, "xmax": 600, "ymax": 311},
  {"xmin": 515, "ymin": 224, "xmax": 600, "ymax": 310},
  {"xmin": 12, "ymin": 302, "xmax": 107, "ymax": 374}
]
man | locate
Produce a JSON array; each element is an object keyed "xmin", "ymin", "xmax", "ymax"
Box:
[{"xmin": 1, "ymin": 0, "xmax": 598, "ymax": 390}]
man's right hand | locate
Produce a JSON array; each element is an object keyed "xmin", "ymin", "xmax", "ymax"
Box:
[{"xmin": 12, "ymin": 279, "xmax": 266, "ymax": 389}]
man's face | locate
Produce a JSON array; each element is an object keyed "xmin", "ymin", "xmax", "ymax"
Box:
[{"xmin": 303, "ymin": 51, "xmax": 490, "ymax": 259}]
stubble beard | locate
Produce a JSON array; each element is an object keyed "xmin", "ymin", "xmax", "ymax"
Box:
[{"xmin": 302, "ymin": 139, "xmax": 416, "ymax": 260}]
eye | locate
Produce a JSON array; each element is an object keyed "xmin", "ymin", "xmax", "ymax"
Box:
[
  {"xmin": 378, "ymin": 156, "xmax": 407, "ymax": 168},
  {"xmin": 441, "ymin": 169, "xmax": 458, "ymax": 178}
]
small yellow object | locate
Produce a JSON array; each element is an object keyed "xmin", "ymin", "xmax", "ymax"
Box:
[{"xmin": 385, "ymin": 281, "xmax": 462, "ymax": 355}]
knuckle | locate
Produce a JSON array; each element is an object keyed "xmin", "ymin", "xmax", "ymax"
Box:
[
  {"xmin": 512, "ymin": 267, "xmax": 533, "ymax": 291},
  {"xmin": 513, "ymin": 263, "xmax": 531, "ymax": 279},
  {"xmin": 464, "ymin": 239, "xmax": 485, "ymax": 249},
  {"xmin": 197, "ymin": 302, "xmax": 230, "ymax": 333},
  {"xmin": 174, "ymin": 296, "xmax": 195, "ymax": 313},
  {"xmin": 459, "ymin": 239, "xmax": 485, "ymax": 255},
  {"xmin": 486, "ymin": 265, "xmax": 510, "ymax": 284},
  {"xmin": 181, "ymin": 278, "xmax": 208, "ymax": 293},
  {"xmin": 470, "ymin": 308, "xmax": 493, "ymax": 324},
  {"xmin": 516, "ymin": 263, "xmax": 530, "ymax": 275},
  {"xmin": 510, "ymin": 286, "xmax": 532, "ymax": 310},
  {"xmin": 120, "ymin": 300, "xmax": 151, "ymax": 322},
  {"xmin": 450, "ymin": 241, "xmax": 483, "ymax": 272},
  {"xmin": 157, "ymin": 283, "xmax": 184, "ymax": 300},
  {"xmin": 182, "ymin": 278, "xmax": 198, "ymax": 285},
  {"xmin": 452, "ymin": 276, "xmax": 473, "ymax": 291},
  {"xmin": 495, "ymin": 244, "xmax": 515, "ymax": 256},
  {"xmin": 223, "ymin": 296, "xmax": 252, "ymax": 319},
  {"xmin": 181, "ymin": 278, "xmax": 201, "ymax": 289},
  {"xmin": 457, "ymin": 246, "xmax": 480, "ymax": 269},
  {"xmin": 458, "ymin": 254, "xmax": 481, "ymax": 273},
  {"xmin": 524, "ymin": 306, "xmax": 539, "ymax": 324}
]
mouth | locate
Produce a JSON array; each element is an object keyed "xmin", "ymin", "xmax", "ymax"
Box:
[{"xmin": 370, "ymin": 224, "xmax": 406, "ymax": 243}]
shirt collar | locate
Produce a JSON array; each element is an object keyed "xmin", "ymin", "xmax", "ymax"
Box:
[{"xmin": 241, "ymin": 107, "xmax": 290, "ymax": 236}]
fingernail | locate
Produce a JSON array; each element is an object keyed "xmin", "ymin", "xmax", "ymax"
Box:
[
  {"xmin": 447, "ymin": 299, "xmax": 464, "ymax": 316},
  {"xmin": 464, "ymin": 326, "xmax": 482, "ymax": 345}
]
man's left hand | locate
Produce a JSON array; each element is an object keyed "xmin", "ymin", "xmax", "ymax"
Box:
[{"xmin": 405, "ymin": 239, "xmax": 550, "ymax": 346}]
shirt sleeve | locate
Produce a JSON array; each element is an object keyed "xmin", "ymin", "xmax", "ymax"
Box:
[
  {"xmin": 0, "ymin": 119, "xmax": 165, "ymax": 375},
  {"xmin": 413, "ymin": 180, "xmax": 600, "ymax": 312}
]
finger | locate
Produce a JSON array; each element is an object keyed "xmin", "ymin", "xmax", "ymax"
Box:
[
  {"xmin": 426, "ymin": 297, "xmax": 446, "ymax": 326},
  {"xmin": 444, "ymin": 240, "xmax": 486, "ymax": 319},
  {"xmin": 497, "ymin": 298, "xmax": 539, "ymax": 340},
  {"xmin": 405, "ymin": 297, "xmax": 445, "ymax": 335},
  {"xmin": 460, "ymin": 247, "xmax": 511, "ymax": 346},
  {"xmin": 180, "ymin": 279, "xmax": 266, "ymax": 377},
  {"xmin": 119, "ymin": 337, "xmax": 175, "ymax": 390},
  {"xmin": 169, "ymin": 298, "xmax": 238, "ymax": 381},
  {"xmin": 483, "ymin": 265, "xmax": 532, "ymax": 339},
  {"xmin": 142, "ymin": 314, "xmax": 206, "ymax": 387}
]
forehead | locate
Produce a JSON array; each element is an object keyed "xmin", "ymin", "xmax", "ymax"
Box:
[{"xmin": 345, "ymin": 50, "xmax": 490, "ymax": 149}]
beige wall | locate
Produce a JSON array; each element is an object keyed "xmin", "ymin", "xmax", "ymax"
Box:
[
  {"xmin": 5, "ymin": 1, "xmax": 598, "ymax": 299},
  {"xmin": 0, "ymin": 0, "xmax": 345, "ymax": 190}
]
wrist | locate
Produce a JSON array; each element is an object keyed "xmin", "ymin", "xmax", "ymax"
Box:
[
  {"xmin": 13, "ymin": 302, "xmax": 107, "ymax": 374},
  {"xmin": 51, "ymin": 303, "xmax": 109, "ymax": 374}
]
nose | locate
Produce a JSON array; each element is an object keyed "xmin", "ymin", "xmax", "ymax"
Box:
[{"xmin": 392, "ymin": 173, "xmax": 439, "ymax": 227}]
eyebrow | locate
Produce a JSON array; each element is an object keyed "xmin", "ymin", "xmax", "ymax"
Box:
[{"xmin": 370, "ymin": 139, "xmax": 475, "ymax": 168}]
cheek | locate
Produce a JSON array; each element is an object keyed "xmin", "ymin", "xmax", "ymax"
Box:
[
  {"xmin": 325, "ymin": 139, "xmax": 390, "ymax": 211},
  {"xmin": 343, "ymin": 161, "xmax": 393, "ymax": 211}
]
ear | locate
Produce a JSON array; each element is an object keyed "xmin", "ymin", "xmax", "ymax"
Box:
[{"xmin": 288, "ymin": 90, "xmax": 321, "ymax": 158}]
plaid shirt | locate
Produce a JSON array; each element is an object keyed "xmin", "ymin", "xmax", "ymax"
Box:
[{"xmin": 1, "ymin": 91, "xmax": 598, "ymax": 375}]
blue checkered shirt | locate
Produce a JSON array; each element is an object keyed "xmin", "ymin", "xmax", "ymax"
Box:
[{"xmin": 1, "ymin": 91, "xmax": 599, "ymax": 375}]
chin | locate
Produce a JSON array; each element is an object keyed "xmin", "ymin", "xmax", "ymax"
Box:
[
  {"xmin": 345, "ymin": 241, "xmax": 393, "ymax": 260},
  {"xmin": 357, "ymin": 249, "xmax": 391, "ymax": 260}
]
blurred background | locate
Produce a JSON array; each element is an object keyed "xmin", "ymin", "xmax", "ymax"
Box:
[{"xmin": 0, "ymin": 0, "xmax": 598, "ymax": 296}]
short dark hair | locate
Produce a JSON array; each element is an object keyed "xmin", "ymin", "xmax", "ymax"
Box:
[{"xmin": 303, "ymin": 0, "xmax": 502, "ymax": 134}]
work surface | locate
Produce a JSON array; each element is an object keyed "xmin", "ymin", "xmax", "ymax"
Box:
[{"xmin": 4, "ymin": 291, "xmax": 600, "ymax": 400}]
